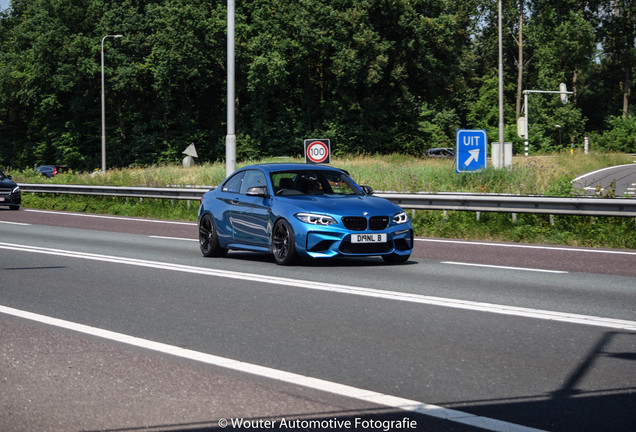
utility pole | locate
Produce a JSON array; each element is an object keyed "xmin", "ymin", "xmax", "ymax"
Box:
[
  {"xmin": 497, "ymin": 0, "xmax": 505, "ymax": 168},
  {"xmin": 225, "ymin": 0, "xmax": 236, "ymax": 177}
]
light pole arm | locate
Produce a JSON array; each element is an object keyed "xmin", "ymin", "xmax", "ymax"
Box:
[{"xmin": 521, "ymin": 86, "xmax": 574, "ymax": 157}]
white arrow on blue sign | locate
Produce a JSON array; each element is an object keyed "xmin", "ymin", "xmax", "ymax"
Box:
[{"xmin": 456, "ymin": 129, "xmax": 488, "ymax": 173}]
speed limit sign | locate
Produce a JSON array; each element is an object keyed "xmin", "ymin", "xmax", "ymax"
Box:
[{"xmin": 304, "ymin": 139, "xmax": 331, "ymax": 164}]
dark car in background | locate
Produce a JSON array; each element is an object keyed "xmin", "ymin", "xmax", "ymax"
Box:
[
  {"xmin": 0, "ymin": 170, "xmax": 21, "ymax": 210},
  {"xmin": 426, "ymin": 147, "xmax": 455, "ymax": 158},
  {"xmin": 36, "ymin": 164, "xmax": 69, "ymax": 177}
]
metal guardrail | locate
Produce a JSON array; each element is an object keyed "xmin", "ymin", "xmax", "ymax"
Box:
[
  {"xmin": 19, "ymin": 183, "xmax": 208, "ymax": 201},
  {"xmin": 377, "ymin": 193, "xmax": 636, "ymax": 217},
  {"xmin": 18, "ymin": 183, "xmax": 636, "ymax": 217}
]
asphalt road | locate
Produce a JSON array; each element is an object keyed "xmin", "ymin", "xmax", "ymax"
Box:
[
  {"xmin": 1, "ymin": 208, "xmax": 635, "ymax": 432},
  {"xmin": 571, "ymin": 163, "xmax": 636, "ymax": 197}
]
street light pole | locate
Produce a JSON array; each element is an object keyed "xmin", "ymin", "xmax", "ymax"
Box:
[
  {"xmin": 497, "ymin": 0, "xmax": 505, "ymax": 168},
  {"xmin": 101, "ymin": 34, "xmax": 123, "ymax": 172},
  {"xmin": 225, "ymin": 0, "xmax": 236, "ymax": 177}
]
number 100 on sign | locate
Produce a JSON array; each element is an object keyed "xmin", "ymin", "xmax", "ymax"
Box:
[{"xmin": 304, "ymin": 139, "xmax": 331, "ymax": 164}]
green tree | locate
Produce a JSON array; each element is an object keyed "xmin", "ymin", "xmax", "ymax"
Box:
[
  {"xmin": 2, "ymin": 0, "xmax": 634, "ymax": 169},
  {"xmin": 240, "ymin": 0, "xmax": 475, "ymax": 156},
  {"xmin": 594, "ymin": 114, "xmax": 636, "ymax": 151},
  {"xmin": 595, "ymin": 0, "xmax": 635, "ymax": 117},
  {"xmin": 0, "ymin": 0, "xmax": 101, "ymax": 167},
  {"xmin": 95, "ymin": 0, "xmax": 228, "ymax": 167},
  {"xmin": 523, "ymin": 0, "xmax": 595, "ymax": 151}
]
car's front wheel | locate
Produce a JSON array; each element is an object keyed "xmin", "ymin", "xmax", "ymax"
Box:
[
  {"xmin": 199, "ymin": 214, "xmax": 227, "ymax": 257},
  {"xmin": 272, "ymin": 219, "xmax": 299, "ymax": 265}
]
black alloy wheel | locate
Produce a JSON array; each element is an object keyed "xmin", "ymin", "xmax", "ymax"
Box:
[
  {"xmin": 199, "ymin": 214, "xmax": 227, "ymax": 257},
  {"xmin": 272, "ymin": 219, "xmax": 299, "ymax": 265}
]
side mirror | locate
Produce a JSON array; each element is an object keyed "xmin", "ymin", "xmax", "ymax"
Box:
[
  {"xmin": 246, "ymin": 186, "xmax": 269, "ymax": 197},
  {"xmin": 361, "ymin": 185, "xmax": 374, "ymax": 195}
]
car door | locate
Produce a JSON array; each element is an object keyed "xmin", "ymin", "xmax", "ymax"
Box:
[
  {"xmin": 212, "ymin": 170, "xmax": 245, "ymax": 241},
  {"xmin": 230, "ymin": 169, "xmax": 272, "ymax": 247}
]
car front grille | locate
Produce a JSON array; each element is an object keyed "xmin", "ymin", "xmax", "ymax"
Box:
[
  {"xmin": 369, "ymin": 216, "xmax": 389, "ymax": 230},
  {"xmin": 342, "ymin": 216, "xmax": 367, "ymax": 231},
  {"xmin": 342, "ymin": 216, "xmax": 390, "ymax": 231}
]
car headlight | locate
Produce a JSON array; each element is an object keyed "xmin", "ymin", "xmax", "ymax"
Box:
[
  {"xmin": 11, "ymin": 186, "xmax": 20, "ymax": 194},
  {"xmin": 295, "ymin": 212, "xmax": 337, "ymax": 226},
  {"xmin": 393, "ymin": 211, "xmax": 409, "ymax": 224}
]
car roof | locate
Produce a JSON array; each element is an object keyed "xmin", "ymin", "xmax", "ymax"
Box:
[{"xmin": 239, "ymin": 163, "xmax": 345, "ymax": 173}]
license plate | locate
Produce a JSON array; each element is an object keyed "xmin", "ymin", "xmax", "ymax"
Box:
[
  {"xmin": 0, "ymin": 197, "xmax": 4, "ymax": 202},
  {"xmin": 351, "ymin": 233, "xmax": 387, "ymax": 243}
]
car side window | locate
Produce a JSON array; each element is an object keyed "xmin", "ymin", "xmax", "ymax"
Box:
[
  {"xmin": 222, "ymin": 171, "xmax": 245, "ymax": 193},
  {"xmin": 239, "ymin": 170, "xmax": 267, "ymax": 194}
]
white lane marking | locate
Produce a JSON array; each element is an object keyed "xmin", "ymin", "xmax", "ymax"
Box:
[
  {"xmin": 23, "ymin": 209, "xmax": 196, "ymax": 226},
  {"xmin": 443, "ymin": 261, "xmax": 568, "ymax": 274},
  {"xmin": 0, "ymin": 221, "xmax": 31, "ymax": 226},
  {"xmin": 1, "ymin": 241, "xmax": 635, "ymax": 331},
  {"xmin": 0, "ymin": 305, "xmax": 548, "ymax": 432},
  {"xmin": 416, "ymin": 237, "xmax": 636, "ymax": 256},
  {"xmin": 149, "ymin": 235, "xmax": 197, "ymax": 242}
]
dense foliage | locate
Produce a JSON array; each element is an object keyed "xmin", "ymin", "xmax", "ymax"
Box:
[{"xmin": 1, "ymin": 0, "xmax": 635, "ymax": 170}]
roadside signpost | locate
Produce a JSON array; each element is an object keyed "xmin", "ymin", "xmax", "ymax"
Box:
[
  {"xmin": 304, "ymin": 139, "xmax": 331, "ymax": 164},
  {"xmin": 456, "ymin": 130, "xmax": 487, "ymax": 173}
]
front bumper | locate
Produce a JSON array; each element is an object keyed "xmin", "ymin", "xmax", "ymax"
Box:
[
  {"xmin": 0, "ymin": 189, "xmax": 21, "ymax": 208},
  {"xmin": 303, "ymin": 227, "xmax": 413, "ymax": 259}
]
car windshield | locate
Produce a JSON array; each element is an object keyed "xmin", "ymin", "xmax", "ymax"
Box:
[
  {"xmin": 0, "ymin": 170, "xmax": 7, "ymax": 179},
  {"xmin": 271, "ymin": 169, "xmax": 363, "ymax": 196}
]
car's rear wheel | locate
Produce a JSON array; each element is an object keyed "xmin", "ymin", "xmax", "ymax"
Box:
[
  {"xmin": 382, "ymin": 253, "xmax": 410, "ymax": 264},
  {"xmin": 272, "ymin": 219, "xmax": 299, "ymax": 265},
  {"xmin": 199, "ymin": 214, "xmax": 227, "ymax": 257}
]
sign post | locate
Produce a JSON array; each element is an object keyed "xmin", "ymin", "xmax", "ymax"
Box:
[
  {"xmin": 304, "ymin": 139, "xmax": 331, "ymax": 164},
  {"xmin": 456, "ymin": 130, "xmax": 487, "ymax": 173}
]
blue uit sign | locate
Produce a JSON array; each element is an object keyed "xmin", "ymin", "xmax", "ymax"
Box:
[{"xmin": 456, "ymin": 129, "xmax": 487, "ymax": 173}]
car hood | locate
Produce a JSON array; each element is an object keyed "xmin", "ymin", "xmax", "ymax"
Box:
[
  {"xmin": 276, "ymin": 194, "xmax": 403, "ymax": 216},
  {"xmin": 0, "ymin": 178, "xmax": 18, "ymax": 189}
]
